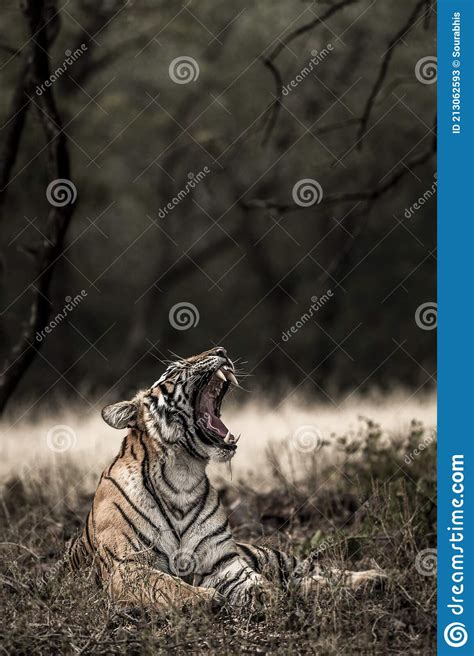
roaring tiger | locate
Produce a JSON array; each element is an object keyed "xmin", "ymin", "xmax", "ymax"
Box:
[{"xmin": 69, "ymin": 347, "xmax": 384, "ymax": 611}]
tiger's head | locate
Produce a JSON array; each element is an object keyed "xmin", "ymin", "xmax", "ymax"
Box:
[{"xmin": 101, "ymin": 347, "xmax": 240, "ymax": 462}]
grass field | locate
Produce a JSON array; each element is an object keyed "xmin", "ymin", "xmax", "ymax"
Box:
[{"xmin": 0, "ymin": 395, "xmax": 436, "ymax": 654}]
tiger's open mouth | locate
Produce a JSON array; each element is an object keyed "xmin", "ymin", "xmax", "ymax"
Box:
[{"xmin": 196, "ymin": 365, "xmax": 239, "ymax": 450}]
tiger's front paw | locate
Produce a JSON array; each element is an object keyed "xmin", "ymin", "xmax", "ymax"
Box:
[
  {"xmin": 247, "ymin": 581, "xmax": 271, "ymax": 609},
  {"xmin": 298, "ymin": 574, "xmax": 328, "ymax": 597},
  {"xmin": 346, "ymin": 569, "xmax": 387, "ymax": 591},
  {"xmin": 229, "ymin": 580, "xmax": 271, "ymax": 613},
  {"xmin": 182, "ymin": 586, "xmax": 224, "ymax": 612}
]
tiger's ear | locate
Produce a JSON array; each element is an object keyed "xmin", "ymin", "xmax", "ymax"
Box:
[{"xmin": 101, "ymin": 401, "xmax": 137, "ymax": 429}]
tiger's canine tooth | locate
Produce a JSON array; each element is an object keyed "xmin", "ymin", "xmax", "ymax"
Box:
[
  {"xmin": 220, "ymin": 367, "xmax": 238, "ymax": 386},
  {"xmin": 215, "ymin": 369, "xmax": 226, "ymax": 382},
  {"xmin": 227, "ymin": 371, "xmax": 239, "ymax": 387}
]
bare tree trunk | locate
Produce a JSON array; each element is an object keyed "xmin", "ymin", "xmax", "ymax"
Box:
[
  {"xmin": 0, "ymin": 0, "xmax": 76, "ymax": 414},
  {"xmin": 0, "ymin": 58, "xmax": 30, "ymax": 218}
]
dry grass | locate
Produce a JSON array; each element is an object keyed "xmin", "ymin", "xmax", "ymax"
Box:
[{"xmin": 0, "ymin": 396, "xmax": 436, "ymax": 654}]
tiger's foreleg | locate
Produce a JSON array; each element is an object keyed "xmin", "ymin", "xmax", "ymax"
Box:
[
  {"xmin": 236, "ymin": 542, "xmax": 386, "ymax": 594},
  {"xmin": 296, "ymin": 550, "xmax": 387, "ymax": 592},
  {"xmin": 236, "ymin": 542, "xmax": 326, "ymax": 593},
  {"xmin": 236, "ymin": 542, "xmax": 299, "ymax": 587},
  {"xmin": 107, "ymin": 562, "xmax": 221, "ymax": 612},
  {"xmin": 200, "ymin": 552, "xmax": 271, "ymax": 609}
]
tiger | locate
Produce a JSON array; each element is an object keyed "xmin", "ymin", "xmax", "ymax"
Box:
[{"xmin": 68, "ymin": 347, "xmax": 385, "ymax": 611}]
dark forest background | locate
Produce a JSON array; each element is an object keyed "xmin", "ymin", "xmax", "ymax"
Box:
[{"xmin": 0, "ymin": 0, "xmax": 436, "ymax": 411}]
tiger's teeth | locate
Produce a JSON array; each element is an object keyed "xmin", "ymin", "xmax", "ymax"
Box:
[
  {"xmin": 224, "ymin": 430, "xmax": 231, "ymax": 442},
  {"xmin": 215, "ymin": 369, "xmax": 226, "ymax": 382},
  {"xmin": 221, "ymin": 366, "xmax": 239, "ymax": 386},
  {"xmin": 234, "ymin": 434, "xmax": 241, "ymax": 443}
]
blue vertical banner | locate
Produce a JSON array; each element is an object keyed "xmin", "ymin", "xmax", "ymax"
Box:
[{"xmin": 438, "ymin": 1, "xmax": 474, "ymax": 654}]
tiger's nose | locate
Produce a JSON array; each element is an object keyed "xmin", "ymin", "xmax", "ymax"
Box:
[{"xmin": 214, "ymin": 347, "xmax": 227, "ymax": 358}]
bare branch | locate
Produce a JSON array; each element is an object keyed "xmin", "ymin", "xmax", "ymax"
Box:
[
  {"xmin": 241, "ymin": 131, "xmax": 436, "ymax": 213},
  {"xmin": 356, "ymin": 0, "xmax": 428, "ymax": 147},
  {"xmin": 126, "ymin": 230, "xmax": 240, "ymax": 366},
  {"xmin": 267, "ymin": 0, "xmax": 358, "ymax": 63},
  {"xmin": 260, "ymin": 0, "xmax": 358, "ymax": 143},
  {"xmin": 261, "ymin": 57, "xmax": 284, "ymax": 146}
]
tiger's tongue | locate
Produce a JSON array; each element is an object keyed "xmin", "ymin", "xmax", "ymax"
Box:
[
  {"xmin": 200, "ymin": 392, "xmax": 229, "ymax": 438},
  {"xmin": 206, "ymin": 413, "xmax": 228, "ymax": 438}
]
